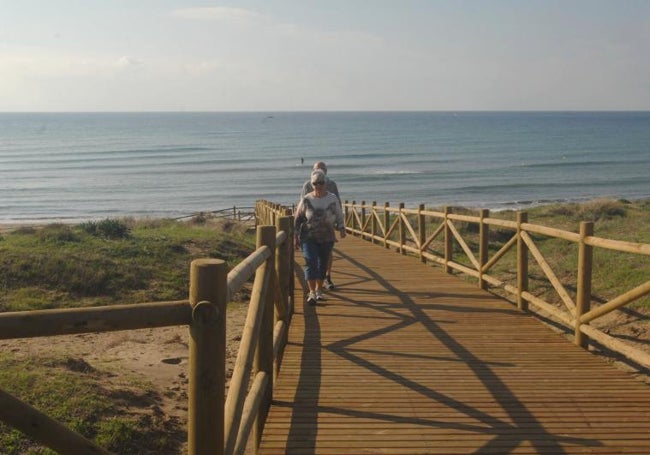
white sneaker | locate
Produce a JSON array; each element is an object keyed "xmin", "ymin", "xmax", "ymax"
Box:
[
  {"xmin": 307, "ymin": 292, "xmax": 317, "ymax": 306},
  {"xmin": 315, "ymin": 290, "xmax": 327, "ymax": 301},
  {"xmin": 323, "ymin": 276, "xmax": 335, "ymax": 290}
]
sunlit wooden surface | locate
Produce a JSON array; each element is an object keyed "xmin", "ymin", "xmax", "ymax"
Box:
[{"xmin": 259, "ymin": 236, "xmax": 650, "ymax": 454}]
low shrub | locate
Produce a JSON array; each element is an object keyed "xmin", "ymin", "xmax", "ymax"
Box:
[{"xmin": 81, "ymin": 219, "xmax": 131, "ymax": 239}]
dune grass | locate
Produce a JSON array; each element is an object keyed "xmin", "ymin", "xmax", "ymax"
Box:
[
  {"xmin": 0, "ymin": 216, "xmax": 255, "ymax": 454},
  {"xmin": 0, "ymin": 217, "xmax": 255, "ymax": 312},
  {"xmin": 488, "ymin": 198, "xmax": 650, "ymax": 310}
]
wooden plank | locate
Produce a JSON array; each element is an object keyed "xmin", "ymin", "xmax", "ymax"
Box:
[{"xmin": 259, "ymin": 236, "xmax": 650, "ymax": 454}]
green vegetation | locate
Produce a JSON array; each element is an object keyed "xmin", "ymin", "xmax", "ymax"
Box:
[
  {"xmin": 0, "ymin": 353, "xmax": 182, "ymax": 455},
  {"xmin": 0, "ymin": 216, "xmax": 255, "ymax": 454},
  {"xmin": 441, "ymin": 198, "xmax": 650, "ymax": 310},
  {"xmin": 0, "ymin": 217, "xmax": 255, "ymax": 312}
]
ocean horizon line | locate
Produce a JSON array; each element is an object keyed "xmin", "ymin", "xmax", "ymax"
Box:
[{"xmin": 2, "ymin": 109, "xmax": 650, "ymax": 115}]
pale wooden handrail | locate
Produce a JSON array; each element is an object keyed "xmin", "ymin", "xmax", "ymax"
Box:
[
  {"xmin": 232, "ymin": 371, "xmax": 269, "ymax": 455},
  {"xmin": 224, "ymin": 260, "xmax": 272, "ymax": 455},
  {"xmin": 227, "ymin": 245, "xmax": 272, "ymax": 298},
  {"xmin": 585, "ymin": 235, "xmax": 650, "ymax": 255},
  {"xmin": 0, "ymin": 300, "xmax": 191, "ymax": 340},
  {"xmin": 343, "ymin": 200, "xmax": 650, "ymax": 369}
]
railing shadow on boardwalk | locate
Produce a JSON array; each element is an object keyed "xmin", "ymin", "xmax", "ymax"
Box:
[
  {"xmin": 283, "ymin": 247, "xmax": 601, "ymax": 454},
  {"xmin": 342, "ymin": 200, "xmax": 650, "ymax": 373},
  {"xmin": 285, "ymin": 271, "xmax": 322, "ymax": 454}
]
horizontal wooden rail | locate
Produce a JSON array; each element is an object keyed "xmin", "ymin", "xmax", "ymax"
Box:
[
  {"xmin": 174, "ymin": 205, "xmax": 256, "ymax": 222},
  {"xmin": 585, "ymin": 235, "xmax": 650, "ymax": 255},
  {"xmin": 343, "ymin": 200, "xmax": 650, "ymax": 369},
  {"xmin": 0, "ymin": 300, "xmax": 191, "ymax": 340}
]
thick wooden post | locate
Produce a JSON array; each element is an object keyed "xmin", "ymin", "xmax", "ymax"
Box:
[
  {"xmin": 383, "ymin": 202, "xmax": 390, "ymax": 249},
  {"xmin": 444, "ymin": 206, "xmax": 452, "ymax": 273},
  {"xmin": 478, "ymin": 209, "xmax": 490, "ymax": 289},
  {"xmin": 344, "ymin": 200, "xmax": 349, "ymax": 231},
  {"xmin": 418, "ymin": 203, "xmax": 426, "ymax": 263},
  {"xmin": 517, "ymin": 212, "xmax": 529, "ymax": 311},
  {"xmin": 253, "ymin": 226, "xmax": 276, "ymax": 451},
  {"xmin": 575, "ymin": 221, "xmax": 594, "ymax": 349},
  {"xmin": 282, "ymin": 209, "xmax": 295, "ymax": 317},
  {"xmin": 351, "ymin": 201, "xmax": 357, "ymax": 234},
  {"xmin": 399, "ymin": 203, "xmax": 406, "ymax": 255},
  {"xmin": 188, "ymin": 259, "xmax": 227, "ymax": 455},
  {"xmin": 276, "ymin": 215, "xmax": 292, "ymax": 338}
]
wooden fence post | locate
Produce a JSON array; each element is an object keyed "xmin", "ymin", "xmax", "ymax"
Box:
[
  {"xmin": 444, "ymin": 206, "xmax": 452, "ymax": 274},
  {"xmin": 418, "ymin": 203, "xmax": 426, "ymax": 263},
  {"xmin": 276, "ymin": 215, "xmax": 292, "ymax": 337},
  {"xmin": 188, "ymin": 258, "xmax": 227, "ymax": 455},
  {"xmin": 361, "ymin": 201, "xmax": 366, "ymax": 238},
  {"xmin": 399, "ymin": 203, "xmax": 406, "ymax": 255},
  {"xmin": 575, "ymin": 221, "xmax": 594, "ymax": 349},
  {"xmin": 479, "ymin": 209, "xmax": 490, "ymax": 289},
  {"xmin": 351, "ymin": 201, "xmax": 357, "ymax": 234},
  {"xmin": 517, "ymin": 212, "xmax": 529, "ymax": 311},
  {"xmin": 283, "ymin": 209, "xmax": 295, "ymax": 317},
  {"xmin": 253, "ymin": 226, "xmax": 276, "ymax": 451},
  {"xmin": 383, "ymin": 202, "xmax": 390, "ymax": 249},
  {"xmin": 371, "ymin": 201, "xmax": 377, "ymax": 245}
]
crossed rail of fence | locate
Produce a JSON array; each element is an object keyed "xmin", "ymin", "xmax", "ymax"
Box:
[
  {"xmin": 343, "ymin": 200, "xmax": 650, "ymax": 370},
  {"xmin": 174, "ymin": 206, "xmax": 257, "ymax": 225},
  {"xmin": 0, "ymin": 200, "xmax": 293, "ymax": 455}
]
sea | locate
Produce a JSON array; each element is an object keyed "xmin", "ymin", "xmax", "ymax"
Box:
[{"xmin": 1, "ymin": 111, "xmax": 649, "ymax": 224}]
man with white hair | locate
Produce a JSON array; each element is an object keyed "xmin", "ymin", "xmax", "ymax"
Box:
[{"xmin": 299, "ymin": 161, "xmax": 342, "ymax": 290}]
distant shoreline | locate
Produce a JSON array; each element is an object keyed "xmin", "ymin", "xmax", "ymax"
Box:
[{"xmin": 2, "ymin": 197, "xmax": 648, "ymax": 232}]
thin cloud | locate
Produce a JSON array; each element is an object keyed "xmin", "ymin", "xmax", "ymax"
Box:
[
  {"xmin": 116, "ymin": 56, "xmax": 143, "ymax": 68},
  {"xmin": 171, "ymin": 7, "xmax": 263, "ymax": 24},
  {"xmin": 0, "ymin": 46, "xmax": 145, "ymax": 79}
]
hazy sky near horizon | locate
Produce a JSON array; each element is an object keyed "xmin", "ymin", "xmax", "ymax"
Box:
[{"xmin": 2, "ymin": 1, "xmax": 650, "ymax": 112}]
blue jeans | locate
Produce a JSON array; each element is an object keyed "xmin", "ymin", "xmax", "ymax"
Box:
[{"xmin": 301, "ymin": 240, "xmax": 334, "ymax": 281}]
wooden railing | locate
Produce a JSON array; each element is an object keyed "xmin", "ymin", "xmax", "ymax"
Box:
[
  {"xmin": 0, "ymin": 202, "xmax": 294, "ymax": 455},
  {"xmin": 343, "ymin": 200, "xmax": 650, "ymax": 369},
  {"xmin": 174, "ymin": 205, "xmax": 256, "ymax": 224}
]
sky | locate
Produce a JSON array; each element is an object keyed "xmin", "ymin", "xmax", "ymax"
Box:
[{"xmin": 1, "ymin": 0, "xmax": 649, "ymax": 112}]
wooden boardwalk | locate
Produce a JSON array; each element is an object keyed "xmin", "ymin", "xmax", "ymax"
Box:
[{"xmin": 258, "ymin": 236, "xmax": 650, "ymax": 454}]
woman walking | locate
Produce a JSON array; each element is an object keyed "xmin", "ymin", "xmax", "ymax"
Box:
[{"xmin": 294, "ymin": 169, "xmax": 346, "ymax": 305}]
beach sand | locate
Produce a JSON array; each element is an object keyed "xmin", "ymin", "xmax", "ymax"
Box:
[{"xmin": 0, "ymin": 302, "xmax": 249, "ymax": 427}]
